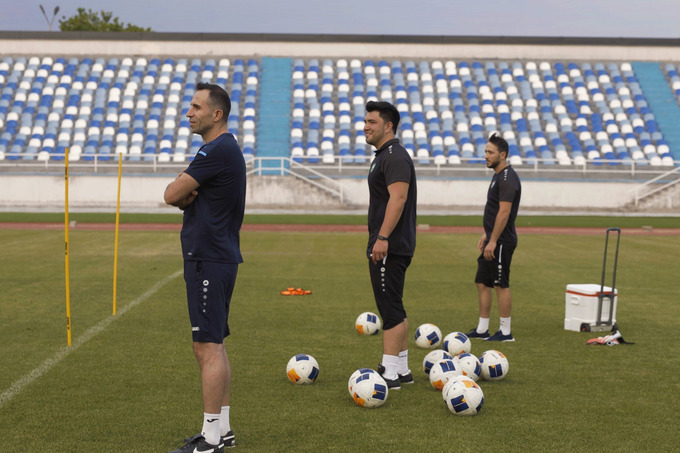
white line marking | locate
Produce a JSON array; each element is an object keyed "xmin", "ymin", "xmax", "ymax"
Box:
[{"xmin": 0, "ymin": 270, "xmax": 182, "ymax": 410}]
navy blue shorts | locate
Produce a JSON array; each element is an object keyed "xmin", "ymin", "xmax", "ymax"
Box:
[
  {"xmin": 368, "ymin": 254, "xmax": 412, "ymax": 330},
  {"xmin": 475, "ymin": 243, "xmax": 515, "ymax": 288},
  {"xmin": 184, "ymin": 260, "xmax": 239, "ymax": 343}
]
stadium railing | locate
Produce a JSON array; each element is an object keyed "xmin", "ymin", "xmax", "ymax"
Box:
[{"xmin": 2, "ymin": 153, "xmax": 678, "ymax": 180}]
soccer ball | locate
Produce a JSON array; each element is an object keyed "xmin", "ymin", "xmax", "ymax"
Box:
[
  {"xmin": 348, "ymin": 368, "xmax": 377, "ymax": 395},
  {"xmin": 428, "ymin": 359, "xmax": 463, "ymax": 391},
  {"xmin": 355, "ymin": 312, "xmax": 381, "ymax": 335},
  {"xmin": 443, "ymin": 332, "xmax": 471, "ymax": 356},
  {"xmin": 422, "ymin": 349, "xmax": 453, "ymax": 375},
  {"xmin": 414, "ymin": 323, "xmax": 443, "ymax": 348},
  {"xmin": 442, "ymin": 375, "xmax": 485, "ymax": 416},
  {"xmin": 351, "ymin": 372, "xmax": 389, "ymax": 408},
  {"xmin": 452, "ymin": 352, "xmax": 482, "ymax": 382},
  {"xmin": 286, "ymin": 354, "xmax": 320, "ymax": 384},
  {"xmin": 479, "ymin": 350, "xmax": 509, "ymax": 381}
]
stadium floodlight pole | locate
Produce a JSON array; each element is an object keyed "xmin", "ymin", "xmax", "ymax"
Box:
[
  {"xmin": 112, "ymin": 154, "xmax": 123, "ymax": 316},
  {"xmin": 39, "ymin": 5, "xmax": 60, "ymax": 31},
  {"xmin": 64, "ymin": 146, "xmax": 72, "ymax": 346}
]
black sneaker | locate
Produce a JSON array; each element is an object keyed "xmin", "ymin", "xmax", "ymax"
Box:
[
  {"xmin": 222, "ymin": 431, "xmax": 235, "ymax": 448},
  {"xmin": 397, "ymin": 370, "xmax": 414, "ymax": 384},
  {"xmin": 171, "ymin": 434, "xmax": 226, "ymax": 453},
  {"xmin": 485, "ymin": 330, "xmax": 515, "ymax": 342},
  {"xmin": 377, "ymin": 364, "xmax": 412, "ymax": 385},
  {"xmin": 466, "ymin": 328, "xmax": 490, "ymax": 339},
  {"xmin": 377, "ymin": 364, "xmax": 403, "ymax": 389}
]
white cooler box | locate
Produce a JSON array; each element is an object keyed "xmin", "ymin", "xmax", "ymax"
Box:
[{"xmin": 564, "ymin": 284, "xmax": 617, "ymax": 332}]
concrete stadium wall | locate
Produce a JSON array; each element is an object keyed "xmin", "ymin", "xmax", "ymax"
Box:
[
  {"xmin": 1, "ymin": 32, "xmax": 680, "ymax": 61},
  {"xmin": 0, "ymin": 174, "xmax": 636, "ymax": 213}
]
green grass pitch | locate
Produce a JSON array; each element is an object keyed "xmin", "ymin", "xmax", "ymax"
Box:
[{"xmin": 0, "ymin": 219, "xmax": 678, "ymax": 451}]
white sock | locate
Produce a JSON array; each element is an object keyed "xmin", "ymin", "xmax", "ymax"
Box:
[
  {"xmin": 201, "ymin": 412, "xmax": 221, "ymax": 446},
  {"xmin": 477, "ymin": 317, "xmax": 490, "ymax": 334},
  {"xmin": 500, "ymin": 317, "xmax": 511, "ymax": 335},
  {"xmin": 397, "ymin": 350, "xmax": 409, "ymax": 375},
  {"xmin": 220, "ymin": 406, "xmax": 231, "ymax": 436},
  {"xmin": 381, "ymin": 354, "xmax": 399, "ymax": 380}
]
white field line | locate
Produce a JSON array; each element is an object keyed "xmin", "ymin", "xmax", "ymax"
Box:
[{"xmin": 0, "ymin": 269, "xmax": 182, "ymax": 410}]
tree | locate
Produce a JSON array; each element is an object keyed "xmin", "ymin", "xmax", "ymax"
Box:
[{"xmin": 58, "ymin": 8, "xmax": 151, "ymax": 32}]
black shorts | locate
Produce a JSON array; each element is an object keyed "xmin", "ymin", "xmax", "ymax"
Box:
[
  {"xmin": 368, "ymin": 254, "xmax": 412, "ymax": 330},
  {"xmin": 475, "ymin": 243, "xmax": 515, "ymax": 288},
  {"xmin": 184, "ymin": 259, "xmax": 239, "ymax": 343}
]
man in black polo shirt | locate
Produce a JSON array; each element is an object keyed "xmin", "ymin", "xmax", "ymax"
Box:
[
  {"xmin": 467, "ymin": 132, "xmax": 521, "ymax": 342},
  {"xmin": 365, "ymin": 101, "xmax": 417, "ymax": 389},
  {"xmin": 164, "ymin": 82, "xmax": 245, "ymax": 452}
]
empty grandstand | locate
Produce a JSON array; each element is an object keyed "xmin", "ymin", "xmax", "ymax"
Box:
[{"xmin": 1, "ymin": 32, "xmax": 679, "ymax": 211}]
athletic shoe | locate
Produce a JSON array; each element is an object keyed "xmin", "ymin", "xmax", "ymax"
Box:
[
  {"xmin": 221, "ymin": 431, "xmax": 235, "ymax": 448},
  {"xmin": 170, "ymin": 436, "xmax": 223, "ymax": 453},
  {"xmin": 377, "ymin": 364, "xmax": 401, "ymax": 390},
  {"xmin": 466, "ymin": 328, "xmax": 490, "ymax": 339},
  {"xmin": 485, "ymin": 330, "xmax": 515, "ymax": 342},
  {"xmin": 397, "ymin": 370, "xmax": 414, "ymax": 385},
  {"xmin": 378, "ymin": 364, "xmax": 412, "ymax": 385},
  {"xmin": 171, "ymin": 433, "xmax": 230, "ymax": 453}
]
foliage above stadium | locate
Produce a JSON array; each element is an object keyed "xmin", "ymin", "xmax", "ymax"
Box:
[{"xmin": 58, "ymin": 8, "xmax": 151, "ymax": 32}]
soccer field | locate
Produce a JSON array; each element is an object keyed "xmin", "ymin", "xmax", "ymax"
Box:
[{"xmin": 0, "ymin": 223, "xmax": 678, "ymax": 452}]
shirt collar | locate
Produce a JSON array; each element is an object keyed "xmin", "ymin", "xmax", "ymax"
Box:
[{"xmin": 374, "ymin": 138, "xmax": 400, "ymax": 155}]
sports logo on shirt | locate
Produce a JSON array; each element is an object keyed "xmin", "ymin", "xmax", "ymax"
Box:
[{"xmin": 370, "ymin": 162, "xmax": 376, "ymax": 173}]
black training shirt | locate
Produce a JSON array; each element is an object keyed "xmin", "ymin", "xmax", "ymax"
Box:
[
  {"xmin": 181, "ymin": 133, "xmax": 246, "ymax": 263},
  {"xmin": 483, "ymin": 165, "xmax": 521, "ymax": 247},
  {"xmin": 367, "ymin": 138, "xmax": 417, "ymax": 258}
]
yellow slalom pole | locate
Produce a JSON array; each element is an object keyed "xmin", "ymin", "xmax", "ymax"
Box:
[
  {"xmin": 112, "ymin": 154, "xmax": 122, "ymax": 316},
  {"xmin": 64, "ymin": 147, "xmax": 72, "ymax": 346}
]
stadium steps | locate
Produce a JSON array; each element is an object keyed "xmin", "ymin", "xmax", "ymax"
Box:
[
  {"xmin": 632, "ymin": 62, "xmax": 680, "ymax": 162},
  {"xmin": 256, "ymin": 57, "xmax": 292, "ymax": 174}
]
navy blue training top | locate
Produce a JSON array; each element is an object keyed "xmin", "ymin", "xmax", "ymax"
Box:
[{"xmin": 181, "ymin": 133, "xmax": 246, "ymax": 263}]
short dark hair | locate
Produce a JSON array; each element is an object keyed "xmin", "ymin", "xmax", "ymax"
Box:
[
  {"xmin": 366, "ymin": 100, "xmax": 400, "ymax": 132},
  {"xmin": 196, "ymin": 82, "xmax": 231, "ymax": 123},
  {"xmin": 488, "ymin": 131, "xmax": 509, "ymax": 158}
]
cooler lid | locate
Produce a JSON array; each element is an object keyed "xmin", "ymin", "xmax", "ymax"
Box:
[{"xmin": 566, "ymin": 283, "xmax": 618, "ymax": 296}]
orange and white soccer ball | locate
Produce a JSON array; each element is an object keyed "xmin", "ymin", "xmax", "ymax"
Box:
[
  {"xmin": 286, "ymin": 354, "xmax": 319, "ymax": 384},
  {"xmin": 479, "ymin": 350, "xmax": 509, "ymax": 381},
  {"xmin": 355, "ymin": 312, "xmax": 381, "ymax": 335}
]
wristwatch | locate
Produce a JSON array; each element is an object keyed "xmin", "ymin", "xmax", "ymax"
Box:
[{"xmin": 377, "ymin": 235, "xmax": 389, "ymax": 241}]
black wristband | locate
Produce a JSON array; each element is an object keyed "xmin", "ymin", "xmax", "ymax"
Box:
[{"xmin": 377, "ymin": 235, "xmax": 389, "ymax": 241}]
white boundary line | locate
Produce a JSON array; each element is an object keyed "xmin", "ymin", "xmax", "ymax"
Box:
[{"xmin": 0, "ymin": 269, "xmax": 182, "ymax": 410}]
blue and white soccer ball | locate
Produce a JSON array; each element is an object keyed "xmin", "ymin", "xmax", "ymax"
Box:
[
  {"xmin": 442, "ymin": 375, "xmax": 485, "ymax": 416},
  {"xmin": 351, "ymin": 372, "xmax": 389, "ymax": 408},
  {"xmin": 348, "ymin": 368, "xmax": 377, "ymax": 395},
  {"xmin": 452, "ymin": 352, "xmax": 482, "ymax": 382},
  {"xmin": 355, "ymin": 312, "xmax": 381, "ymax": 335},
  {"xmin": 443, "ymin": 332, "xmax": 472, "ymax": 356},
  {"xmin": 422, "ymin": 349, "xmax": 453, "ymax": 375},
  {"xmin": 286, "ymin": 354, "xmax": 320, "ymax": 384},
  {"xmin": 428, "ymin": 359, "xmax": 463, "ymax": 391},
  {"xmin": 479, "ymin": 350, "xmax": 510, "ymax": 381},
  {"xmin": 414, "ymin": 323, "xmax": 443, "ymax": 348}
]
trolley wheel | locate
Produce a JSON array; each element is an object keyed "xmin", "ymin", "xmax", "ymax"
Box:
[{"xmin": 580, "ymin": 323, "xmax": 591, "ymax": 332}]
